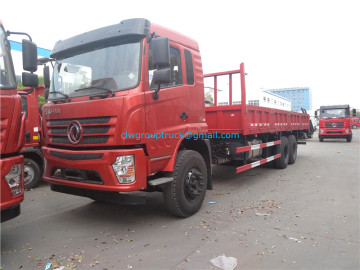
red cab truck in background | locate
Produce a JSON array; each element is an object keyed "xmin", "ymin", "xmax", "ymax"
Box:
[
  {"xmin": 0, "ymin": 20, "xmax": 39, "ymax": 222},
  {"xmin": 40, "ymin": 19, "xmax": 311, "ymax": 217},
  {"xmin": 351, "ymin": 116, "xmax": 360, "ymax": 129},
  {"xmin": 316, "ymin": 105, "xmax": 356, "ymax": 142},
  {"xmin": 19, "ymin": 85, "xmax": 46, "ymax": 189}
]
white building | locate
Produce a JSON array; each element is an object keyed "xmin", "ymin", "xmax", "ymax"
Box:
[
  {"xmin": 205, "ymin": 86, "xmax": 291, "ymax": 111},
  {"xmin": 248, "ymin": 89, "xmax": 292, "ymax": 111}
]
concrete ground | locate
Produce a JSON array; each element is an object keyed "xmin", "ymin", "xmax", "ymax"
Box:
[{"xmin": 1, "ymin": 130, "xmax": 359, "ymax": 270}]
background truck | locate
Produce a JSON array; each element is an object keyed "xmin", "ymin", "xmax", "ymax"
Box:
[
  {"xmin": 316, "ymin": 105, "xmax": 356, "ymax": 142},
  {"xmin": 19, "ymin": 85, "xmax": 45, "ymax": 189},
  {"xmin": 0, "ymin": 20, "xmax": 38, "ymax": 222},
  {"xmin": 351, "ymin": 116, "xmax": 360, "ymax": 129},
  {"xmin": 40, "ymin": 18, "xmax": 311, "ymax": 217}
]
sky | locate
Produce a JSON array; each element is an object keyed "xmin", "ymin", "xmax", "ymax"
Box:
[{"xmin": 2, "ymin": 0, "xmax": 360, "ymax": 111}]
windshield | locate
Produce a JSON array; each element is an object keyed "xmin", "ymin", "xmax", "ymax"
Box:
[
  {"xmin": 320, "ymin": 108, "xmax": 349, "ymax": 119},
  {"xmin": 0, "ymin": 26, "xmax": 16, "ymax": 90},
  {"xmin": 49, "ymin": 41, "xmax": 142, "ymax": 99}
]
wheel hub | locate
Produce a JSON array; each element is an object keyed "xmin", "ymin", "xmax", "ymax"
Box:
[
  {"xmin": 24, "ymin": 165, "xmax": 35, "ymax": 184},
  {"xmin": 185, "ymin": 168, "xmax": 205, "ymax": 201}
]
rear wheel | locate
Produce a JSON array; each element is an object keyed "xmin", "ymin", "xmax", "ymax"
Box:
[
  {"xmin": 287, "ymin": 135, "xmax": 297, "ymax": 164},
  {"xmin": 275, "ymin": 136, "xmax": 289, "ymax": 169},
  {"xmin": 24, "ymin": 158, "xmax": 41, "ymax": 189},
  {"xmin": 163, "ymin": 150, "xmax": 207, "ymax": 217}
]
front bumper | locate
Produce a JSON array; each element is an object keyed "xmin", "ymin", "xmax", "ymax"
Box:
[
  {"xmin": 318, "ymin": 128, "xmax": 351, "ymax": 138},
  {"xmin": 0, "ymin": 155, "xmax": 24, "ymax": 213},
  {"xmin": 42, "ymin": 147, "xmax": 148, "ymax": 192}
]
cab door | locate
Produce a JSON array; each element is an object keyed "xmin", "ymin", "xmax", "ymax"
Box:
[{"xmin": 144, "ymin": 42, "xmax": 189, "ymax": 161}]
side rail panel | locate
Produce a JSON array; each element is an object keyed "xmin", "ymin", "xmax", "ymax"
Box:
[{"xmin": 235, "ymin": 140, "xmax": 281, "ymax": 174}]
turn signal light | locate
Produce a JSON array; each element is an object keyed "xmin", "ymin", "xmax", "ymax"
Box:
[{"xmin": 5, "ymin": 163, "xmax": 23, "ymax": 196}]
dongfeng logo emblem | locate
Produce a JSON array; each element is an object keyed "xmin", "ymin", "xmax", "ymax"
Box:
[
  {"xmin": 332, "ymin": 123, "xmax": 337, "ymax": 127},
  {"xmin": 67, "ymin": 121, "xmax": 82, "ymax": 144}
]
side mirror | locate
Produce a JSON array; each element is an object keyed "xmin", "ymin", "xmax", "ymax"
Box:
[
  {"xmin": 151, "ymin": 37, "xmax": 170, "ymax": 68},
  {"xmin": 152, "ymin": 69, "xmax": 171, "ymax": 100},
  {"xmin": 22, "ymin": 39, "xmax": 38, "ymax": 72},
  {"xmin": 315, "ymin": 111, "xmax": 318, "ymax": 117},
  {"xmin": 44, "ymin": 88, "xmax": 49, "ymax": 100},
  {"xmin": 352, "ymin": 108, "xmax": 357, "ymax": 117},
  {"xmin": 43, "ymin": 66, "xmax": 50, "ymax": 88},
  {"xmin": 22, "ymin": 72, "xmax": 38, "ymax": 87},
  {"xmin": 38, "ymin": 57, "xmax": 50, "ymax": 65}
]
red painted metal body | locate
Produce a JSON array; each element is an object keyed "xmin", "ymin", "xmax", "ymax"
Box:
[
  {"xmin": 0, "ymin": 21, "xmax": 25, "ymax": 221},
  {"xmin": 204, "ymin": 65, "xmax": 310, "ymax": 135},
  {"xmin": 42, "ymin": 20, "xmax": 310, "ymax": 197},
  {"xmin": 19, "ymin": 86, "xmax": 45, "ymax": 149}
]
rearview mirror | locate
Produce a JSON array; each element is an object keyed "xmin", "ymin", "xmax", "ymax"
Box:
[
  {"xmin": 352, "ymin": 108, "xmax": 357, "ymax": 117},
  {"xmin": 315, "ymin": 111, "xmax": 318, "ymax": 117},
  {"xmin": 22, "ymin": 72, "xmax": 38, "ymax": 87},
  {"xmin": 152, "ymin": 68, "xmax": 171, "ymax": 100},
  {"xmin": 151, "ymin": 37, "xmax": 170, "ymax": 69},
  {"xmin": 22, "ymin": 39, "xmax": 38, "ymax": 72},
  {"xmin": 38, "ymin": 57, "xmax": 50, "ymax": 65},
  {"xmin": 44, "ymin": 88, "xmax": 49, "ymax": 100},
  {"xmin": 43, "ymin": 66, "xmax": 50, "ymax": 88}
]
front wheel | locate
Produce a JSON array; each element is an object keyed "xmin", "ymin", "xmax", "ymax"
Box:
[
  {"xmin": 319, "ymin": 136, "xmax": 324, "ymax": 142},
  {"xmin": 24, "ymin": 158, "xmax": 41, "ymax": 189},
  {"xmin": 346, "ymin": 135, "xmax": 352, "ymax": 142},
  {"xmin": 352, "ymin": 125, "xmax": 357, "ymax": 129},
  {"xmin": 163, "ymin": 150, "xmax": 207, "ymax": 217}
]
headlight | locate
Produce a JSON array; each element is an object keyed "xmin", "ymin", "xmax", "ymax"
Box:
[
  {"xmin": 345, "ymin": 129, "xmax": 349, "ymax": 133},
  {"xmin": 112, "ymin": 155, "xmax": 135, "ymax": 183},
  {"xmin": 5, "ymin": 163, "xmax": 23, "ymax": 196},
  {"xmin": 320, "ymin": 129, "xmax": 324, "ymax": 134}
]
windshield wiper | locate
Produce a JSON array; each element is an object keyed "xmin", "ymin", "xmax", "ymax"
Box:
[
  {"xmin": 49, "ymin": 91, "xmax": 71, "ymax": 103},
  {"xmin": 75, "ymin": 86, "xmax": 115, "ymax": 97}
]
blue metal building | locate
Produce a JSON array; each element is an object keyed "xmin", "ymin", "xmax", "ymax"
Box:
[{"xmin": 267, "ymin": 87, "xmax": 312, "ymax": 112}]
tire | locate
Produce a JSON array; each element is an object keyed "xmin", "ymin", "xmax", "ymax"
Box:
[
  {"xmin": 346, "ymin": 135, "xmax": 352, "ymax": 142},
  {"xmin": 287, "ymin": 135, "xmax": 297, "ymax": 164},
  {"xmin": 319, "ymin": 136, "xmax": 324, "ymax": 142},
  {"xmin": 275, "ymin": 136, "xmax": 289, "ymax": 169},
  {"xmin": 24, "ymin": 158, "xmax": 41, "ymax": 189},
  {"xmin": 352, "ymin": 125, "xmax": 357, "ymax": 129},
  {"xmin": 163, "ymin": 150, "xmax": 207, "ymax": 218}
]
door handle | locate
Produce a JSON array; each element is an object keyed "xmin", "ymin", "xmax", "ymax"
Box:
[{"xmin": 180, "ymin": 112, "xmax": 188, "ymax": 119}]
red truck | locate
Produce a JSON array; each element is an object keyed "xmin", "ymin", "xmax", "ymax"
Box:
[
  {"xmin": 316, "ymin": 105, "xmax": 356, "ymax": 142},
  {"xmin": 0, "ymin": 20, "xmax": 38, "ymax": 222},
  {"xmin": 40, "ymin": 18, "xmax": 311, "ymax": 217},
  {"xmin": 19, "ymin": 85, "xmax": 46, "ymax": 189},
  {"xmin": 351, "ymin": 116, "xmax": 360, "ymax": 129}
]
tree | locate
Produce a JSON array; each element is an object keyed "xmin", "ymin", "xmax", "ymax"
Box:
[{"xmin": 205, "ymin": 91, "xmax": 214, "ymax": 104}]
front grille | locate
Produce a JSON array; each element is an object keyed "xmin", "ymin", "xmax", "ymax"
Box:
[
  {"xmin": 50, "ymin": 151, "xmax": 104, "ymax": 160},
  {"xmin": 46, "ymin": 116, "xmax": 116, "ymax": 146},
  {"xmin": 50, "ymin": 116, "xmax": 111, "ymax": 126},
  {"xmin": 325, "ymin": 122, "xmax": 345, "ymax": 128},
  {"xmin": 51, "ymin": 167, "xmax": 103, "ymax": 184},
  {"xmin": 327, "ymin": 131, "xmax": 343, "ymax": 134}
]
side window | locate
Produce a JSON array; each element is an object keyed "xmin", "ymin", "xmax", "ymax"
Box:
[
  {"xmin": 184, "ymin": 49, "xmax": 194, "ymax": 85},
  {"xmin": 149, "ymin": 45, "xmax": 182, "ymax": 89},
  {"xmin": 21, "ymin": 97, "xmax": 28, "ymax": 120}
]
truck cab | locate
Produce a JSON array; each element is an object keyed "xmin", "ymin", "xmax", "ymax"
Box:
[
  {"xmin": 0, "ymin": 21, "xmax": 38, "ymax": 222},
  {"xmin": 317, "ymin": 105, "xmax": 354, "ymax": 142},
  {"xmin": 351, "ymin": 116, "xmax": 360, "ymax": 129}
]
